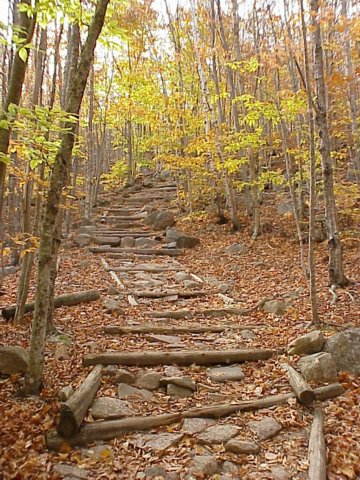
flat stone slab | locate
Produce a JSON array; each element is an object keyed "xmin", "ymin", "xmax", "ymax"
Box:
[
  {"xmin": 135, "ymin": 371, "xmax": 162, "ymax": 390},
  {"xmin": 208, "ymin": 365, "xmax": 245, "ymax": 383},
  {"xmin": 147, "ymin": 334, "xmax": 183, "ymax": 345},
  {"xmin": 53, "ymin": 464, "xmax": 90, "ymax": 479},
  {"xmin": 160, "ymin": 376, "xmax": 196, "ymax": 391},
  {"xmin": 130, "ymin": 433, "xmax": 183, "ymax": 452},
  {"xmin": 288, "ymin": 330, "xmax": 324, "ymax": 355},
  {"xmin": 90, "ymin": 397, "xmax": 134, "ymax": 420},
  {"xmin": 182, "ymin": 418, "xmax": 216, "ymax": 435},
  {"xmin": 117, "ymin": 383, "xmax": 153, "ymax": 400},
  {"xmin": 167, "ymin": 383, "xmax": 193, "ymax": 398},
  {"xmin": 225, "ymin": 438, "xmax": 260, "ymax": 455},
  {"xmin": 197, "ymin": 425, "xmax": 239, "ymax": 445},
  {"xmin": 248, "ymin": 417, "xmax": 282, "ymax": 441}
]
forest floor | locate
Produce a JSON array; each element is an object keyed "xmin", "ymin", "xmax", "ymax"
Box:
[{"xmin": 0, "ymin": 181, "xmax": 359, "ymax": 480}]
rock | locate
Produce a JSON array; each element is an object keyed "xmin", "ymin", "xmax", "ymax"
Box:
[
  {"xmin": 208, "ymin": 365, "xmax": 245, "ymax": 383},
  {"xmin": 91, "ymin": 236, "xmax": 120, "ymax": 246},
  {"xmin": 190, "ymin": 455, "xmax": 220, "ymax": 476},
  {"xmin": 164, "ymin": 366, "xmax": 182, "ymax": 377},
  {"xmin": 81, "ymin": 444, "xmax": 112, "ymax": 459},
  {"xmin": 135, "ymin": 371, "xmax": 162, "ymax": 390},
  {"xmin": 182, "ymin": 418, "xmax": 216, "ymax": 435},
  {"xmin": 277, "ymin": 200, "xmax": 293, "ymax": 215},
  {"xmin": 263, "ymin": 300, "xmax": 287, "ymax": 316},
  {"xmin": 79, "ymin": 260, "xmax": 91, "ymax": 269},
  {"xmin": 204, "ymin": 276, "xmax": 230, "ymax": 293},
  {"xmin": 78, "ymin": 225, "xmax": 96, "ymax": 234},
  {"xmin": 183, "ymin": 280, "xmax": 202, "ymax": 289},
  {"xmin": 90, "ymin": 397, "xmax": 134, "ymax": 420},
  {"xmin": 0, "ymin": 265, "xmax": 18, "ymax": 276},
  {"xmin": 161, "ymin": 376, "xmax": 196, "ymax": 391},
  {"xmin": 197, "ymin": 425, "xmax": 239, "ymax": 445},
  {"xmin": 324, "ymin": 328, "xmax": 360, "ymax": 375},
  {"xmin": 74, "ymin": 234, "xmax": 90, "ymax": 246},
  {"xmin": 240, "ymin": 330, "xmax": 257, "ymax": 340},
  {"xmin": 113, "ymin": 369, "xmax": 135, "ymax": 384},
  {"xmin": 145, "ymin": 210, "xmax": 175, "ymax": 230},
  {"xmin": 107, "ymin": 285, "xmax": 119, "ymax": 295},
  {"xmin": 143, "ymin": 465, "xmax": 178, "ymax": 479},
  {"xmin": 167, "ymin": 383, "xmax": 193, "ymax": 398},
  {"xmin": 297, "ymin": 352, "xmax": 338, "ymax": 382},
  {"xmin": 54, "ymin": 343, "xmax": 70, "ymax": 361},
  {"xmin": 288, "ymin": 330, "xmax": 325, "ymax": 356},
  {"xmin": 166, "ymin": 228, "xmax": 200, "ymax": 249},
  {"xmin": 135, "ymin": 237, "xmax": 157, "ymax": 248},
  {"xmin": 117, "ymin": 383, "xmax": 153, "ymax": 400},
  {"xmin": 222, "ymin": 461, "xmax": 238, "ymax": 475},
  {"xmin": 102, "ymin": 298, "xmax": 124, "ymax": 315},
  {"xmin": 0, "ymin": 346, "xmax": 28, "ymax": 375},
  {"xmin": 270, "ymin": 465, "xmax": 292, "ymax": 480},
  {"xmin": 147, "ymin": 334, "xmax": 182, "ymax": 345},
  {"xmin": 225, "ymin": 438, "xmax": 260, "ymax": 455},
  {"xmin": 58, "ymin": 386, "xmax": 74, "ymax": 401},
  {"xmin": 48, "ymin": 333, "xmax": 73, "ymax": 346},
  {"xmin": 121, "ymin": 237, "xmax": 135, "ymax": 248},
  {"xmin": 248, "ymin": 417, "xmax": 282, "ymax": 441},
  {"xmin": 131, "ymin": 433, "xmax": 183, "ymax": 452},
  {"xmin": 53, "ymin": 464, "xmax": 90, "ymax": 479},
  {"xmin": 225, "ymin": 243, "xmax": 248, "ymax": 256},
  {"xmin": 174, "ymin": 272, "xmax": 192, "ymax": 282}
]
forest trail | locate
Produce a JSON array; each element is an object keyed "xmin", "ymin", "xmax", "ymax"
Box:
[{"xmin": 7, "ymin": 175, "xmax": 350, "ymax": 480}]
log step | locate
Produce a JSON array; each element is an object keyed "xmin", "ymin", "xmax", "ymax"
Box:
[
  {"xmin": 117, "ymin": 290, "xmax": 214, "ymax": 298},
  {"xmin": 104, "ymin": 324, "xmax": 261, "ymax": 335},
  {"xmin": 83, "ymin": 349, "xmax": 274, "ymax": 367},
  {"xmin": 89, "ymin": 247, "xmax": 182, "ymax": 256}
]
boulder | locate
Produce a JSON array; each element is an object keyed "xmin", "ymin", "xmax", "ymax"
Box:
[
  {"xmin": 248, "ymin": 417, "xmax": 282, "ymax": 441},
  {"xmin": 197, "ymin": 425, "xmax": 239, "ymax": 445},
  {"xmin": 102, "ymin": 298, "xmax": 124, "ymax": 315},
  {"xmin": 0, "ymin": 346, "xmax": 29, "ymax": 375},
  {"xmin": 288, "ymin": 330, "xmax": 325, "ymax": 356},
  {"xmin": 225, "ymin": 243, "xmax": 248, "ymax": 256},
  {"xmin": 145, "ymin": 210, "xmax": 175, "ymax": 230},
  {"xmin": 190, "ymin": 456, "xmax": 220, "ymax": 476},
  {"xmin": 324, "ymin": 328, "xmax": 360, "ymax": 375},
  {"xmin": 135, "ymin": 371, "xmax": 162, "ymax": 391},
  {"xmin": 225, "ymin": 438, "xmax": 260, "ymax": 455},
  {"xmin": 120, "ymin": 237, "xmax": 135, "ymax": 248},
  {"xmin": 263, "ymin": 300, "xmax": 287, "ymax": 316},
  {"xmin": 134, "ymin": 237, "xmax": 157, "ymax": 248},
  {"xmin": 90, "ymin": 397, "xmax": 134, "ymax": 420},
  {"xmin": 208, "ymin": 365, "xmax": 245, "ymax": 383},
  {"xmin": 297, "ymin": 352, "xmax": 338, "ymax": 382},
  {"xmin": 166, "ymin": 228, "xmax": 200, "ymax": 249}
]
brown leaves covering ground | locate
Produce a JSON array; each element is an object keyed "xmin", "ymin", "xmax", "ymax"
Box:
[{"xmin": 0, "ymin": 200, "xmax": 359, "ymax": 480}]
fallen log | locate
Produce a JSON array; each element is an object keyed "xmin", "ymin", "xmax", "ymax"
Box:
[
  {"xmin": 83, "ymin": 348, "xmax": 273, "ymax": 367},
  {"xmin": 183, "ymin": 383, "xmax": 344, "ymax": 419},
  {"xmin": 57, "ymin": 365, "xmax": 102, "ymax": 438},
  {"xmin": 118, "ymin": 290, "xmax": 213, "ymax": 299},
  {"xmin": 47, "ymin": 413, "xmax": 180, "ymax": 449},
  {"xmin": 282, "ymin": 363, "xmax": 315, "ymax": 406},
  {"xmin": 91, "ymin": 236, "xmax": 120, "ymax": 246},
  {"xmin": 107, "ymin": 265, "xmax": 182, "ymax": 273},
  {"xmin": 2, "ymin": 289, "xmax": 100, "ymax": 320},
  {"xmin": 90, "ymin": 232, "xmax": 156, "ymax": 238},
  {"xmin": 104, "ymin": 324, "xmax": 261, "ymax": 335},
  {"xmin": 89, "ymin": 247, "xmax": 181, "ymax": 256},
  {"xmin": 308, "ymin": 407, "xmax": 327, "ymax": 480}
]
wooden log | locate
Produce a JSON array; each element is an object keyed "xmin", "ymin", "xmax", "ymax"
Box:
[
  {"xmin": 105, "ymin": 215, "xmax": 146, "ymax": 221},
  {"xmin": 104, "ymin": 324, "xmax": 261, "ymax": 335},
  {"xmin": 47, "ymin": 413, "xmax": 180, "ymax": 449},
  {"xmin": 107, "ymin": 265, "xmax": 182, "ymax": 273},
  {"xmin": 57, "ymin": 365, "xmax": 102, "ymax": 438},
  {"xmin": 2, "ymin": 289, "xmax": 100, "ymax": 320},
  {"xmin": 91, "ymin": 236, "xmax": 120, "ymax": 246},
  {"xmin": 83, "ymin": 349, "xmax": 273, "ymax": 367},
  {"xmin": 313, "ymin": 383, "xmax": 344, "ymax": 400},
  {"xmin": 89, "ymin": 247, "xmax": 182, "ymax": 256},
  {"xmin": 91, "ymin": 232, "xmax": 156, "ymax": 238},
  {"xmin": 282, "ymin": 363, "xmax": 315, "ymax": 406},
  {"xmin": 118, "ymin": 290, "xmax": 212, "ymax": 299},
  {"xmin": 308, "ymin": 407, "xmax": 327, "ymax": 480}
]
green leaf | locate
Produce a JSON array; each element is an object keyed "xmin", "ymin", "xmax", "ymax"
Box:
[{"xmin": 18, "ymin": 47, "xmax": 28, "ymax": 62}]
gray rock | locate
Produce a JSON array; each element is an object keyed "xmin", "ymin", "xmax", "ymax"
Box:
[
  {"xmin": 298, "ymin": 352, "xmax": 338, "ymax": 382},
  {"xmin": 74, "ymin": 234, "xmax": 90, "ymax": 246},
  {"xmin": 197, "ymin": 425, "xmax": 239, "ymax": 445},
  {"xmin": 164, "ymin": 366, "xmax": 182, "ymax": 377},
  {"xmin": 248, "ymin": 417, "xmax": 282, "ymax": 441},
  {"xmin": 131, "ymin": 433, "xmax": 183, "ymax": 452},
  {"xmin": 190, "ymin": 455, "xmax": 220, "ymax": 476},
  {"xmin": 166, "ymin": 383, "xmax": 193, "ymax": 398},
  {"xmin": 225, "ymin": 243, "xmax": 248, "ymax": 256},
  {"xmin": 174, "ymin": 272, "xmax": 193, "ymax": 282},
  {"xmin": 107, "ymin": 286, "xmax": 119, "ymax": 295},
  {"xmin": 135, "ymin": 237, "xmax": 157, "ymax": 248},
  {"xmin": 78, "ymin": 225, "xmax": 96, "ymax": 234},
  {"xmin": 117, "ymin": 383, "xmax": 153, "ymax": 400},
  {"xmin": 81, "ymin": 444, "xmax": 112, "ymax": 459},
  {"xmin": 183, "ymin": 280, "xmax": 202, "ymax": 289},
  {"xmin": 225, "ymin": 438, "xmax": 260, "ymax": 454},
  {"xmin": 208, "ymin": 365, "xmax": 245, "ymax": 383},
  {"xmin": 204, "ymin": 276, "xmax": 230, "ymax": 293},
  {"xmin": 91, "ymin": 236, "xmax": 120, "ymax": 246},
  {"xmin": 113, "ymin": 369, "xmax": 135, "ymax": 384},
  {"xmin": 143, "ymin": 465, "xmax": 178, "ymax": 479},
  {"xmin": 270, "ymin": 465, "xmax": 292, "ymax": 480},
  {"xmin": 161, "ymin": 376, "xmax": 196, "ymax": 391},
  {"xmin": 90, "ymin": 397, "xmax": 134, "ymax": 420},
  {"xmin": 222, "ymin": 461, "xmax": 239, "ymax": 475},
  {"xmin": 58, "ymin": 386, "xmax": 74, "ymax": 401},
  {"xmin": 54, "ymin": 343, "xmax": 70, "ymax": 361},
  {"xmin": 48, "ymin": 333, "xmax": 73, "ymax": 346},
  {"xmin": 240, "ymin": 330, "xmax": 257, "ymax": 340},
  {"xmin": 263, "ymin": 300, "xmax": 287, "ymax": 316},
  {"xmin": 145, "ymin": 210, "xmax": 175, "ymax": 230},
  {"xmin": 147, "ymin": 334, "xmax": 182, "ymax": 345},
  {"xmin": 135, "ymin": 371, "xmax": 162, "ymax": 391},
  {"xmin": 121, "ymin": 237, "xmax": 135, "ymax": 248},
  {"xmin": 324, "ymin": 328, "xmax": 360, "ymax": 374},
  {"xmin": 288, "ymin": 330, "xmax": 325, "ymax": 356},
  {"xmin": 277, "ymin": 200, "xmax": 293, "ymax": 215},
  {"xmin": 53, "ymin": 464, "xmax": 90, "ymax": 479},
  {"xmin": 102, "ymin": 298, "xmax": 124, "ymax": 315},
  {"xmin": 0, "ymin": 346, "xmax": 28, "ymax": 375},
  {"xmin": 182, "ymin": 418, "xmax": 216, "ymax": 435},
  {"xmin": 166, "ymin": 228, "xmax": 200, "ymax": 249}
]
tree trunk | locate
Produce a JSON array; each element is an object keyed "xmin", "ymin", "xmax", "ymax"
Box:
[{"xmin": 24, "ymin": 0, "xmax": 110, "ymax": 396}]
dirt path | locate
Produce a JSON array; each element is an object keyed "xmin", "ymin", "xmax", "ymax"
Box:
[{"xmin": 0, "ymin": 180, "xmax": 359, "ymax": 479}]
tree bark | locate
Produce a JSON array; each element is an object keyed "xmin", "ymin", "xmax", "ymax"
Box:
[{"xmin": 282, "ymin": 363, "xmax": 315, "ymax": 406}]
